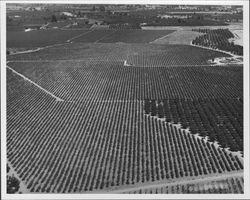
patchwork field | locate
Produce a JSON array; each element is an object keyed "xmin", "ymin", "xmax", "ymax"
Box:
[
  {"xmin": 7, "ymin": 43, "xmax": 230, "ymax": 65},
  {"xmin": 7, "ymin": 69, "xmax": 243, "ymax": 193},
  {"xmin": 7, "ymin": 26, "xmax": 244, "ymax": 194},
  {"xmin": 8, "ymin": 61, "xmax": 242, "ymax": 101}
]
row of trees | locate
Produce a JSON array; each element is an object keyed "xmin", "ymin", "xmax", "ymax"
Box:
[
  {"xmin": 127, "ymin": 176, "xmax": 244, "ymax": 194},
  {"xmin": 192, "ymin": 28, "xmax": 243, "ymax": 55},
  {"xmin": 7, "ymin": 164, "xmax": 20, "ymax": 194},
  {"xmin": 192, "ymin": 28, "xmax": 234, "ymax": 37},
  {"xmin": 144, "ymin": 98, "xmax": 243, "ymax": 152},
  {"xmin": 7, "ymin": 65, "xmax": 243, "ymax": 193},
  {"xmin": 7, "ymin": 176, "xmax": 20, "ymax": 194}
]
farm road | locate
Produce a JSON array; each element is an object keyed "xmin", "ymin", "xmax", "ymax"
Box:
[
  {"xmin": 190, "ymin": 43, "xmax": 243, "ymax": 65},
  {"xmin": 150, "ymin": 30, "xmax": 203, "ymax": 45},
  {"xmin": 67, "ymin": 30, "xmax": 94, "ymax": 42},
  {"xmin": 98, "ymin": 170, "xmax": 243, "ymax": 194},
  {"xmin": 94, "ymin": 30, "xmax": 119, "ymax": 43},
  {"xmin": 9, "ymin": 42, "xmax": 69, "ymax": 56}
]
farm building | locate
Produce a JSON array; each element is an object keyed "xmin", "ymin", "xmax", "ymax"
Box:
[
  {"xmin": 60, "ymin": 12, "xmax": 76, "ymax": 17},
  {"xmin": 24, "ymin": 24, "xmax": 41, "ymax": 31}
]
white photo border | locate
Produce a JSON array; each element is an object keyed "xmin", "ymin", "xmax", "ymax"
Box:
[{"xmin": 1, "ymin": 0, "xmax": 249, "ymax": 199}]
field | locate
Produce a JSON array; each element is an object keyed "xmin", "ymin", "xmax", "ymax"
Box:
[
  {"xmin": 72, "ymin": 30, "xmax": 176, "ymax": 43},
  {"xmin": 192, "ymin": 29, "xmax": 243, "ymax": 55},
  {"xmin": 143, "ymin": 22, "xmax": 243, "ymax": 47},
  {"xmin": 145, "ymin": 98, "xmax": 243, "ymax": 152},
  {"xmin": 7, "ymin": 29, "xmax": 90, "ymax": 48},
  {"xmin": 97, "ymin": 30, "xmax": 176, "ymax": 43},
  {"xmin": 7, "ymin": 20, "xmax": 244, "ymax": 194},
  {"xmin": 7, "ymin": 29, "xmax": 176, "ymax": 49},
  {"xmin": 8, "ymin": 42, "xmax": 230, "ymax": 65},
  {"xmin": 151, "ymin": 30, "xmax": 203, "ymax": 45},
  {"xmin": 7, "ymin": 69, "xmax": 243, "ymax": 193},
  {"xmin": 7, "ymin": 61, "xmax": 242, "ymax": 101}
]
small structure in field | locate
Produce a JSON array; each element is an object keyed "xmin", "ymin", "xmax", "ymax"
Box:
[
  {"xmin": 61, "ymin": 12, "xmax": 76, "ymax": 17},
  {"xmin": 124, "ymin": 60, "xmax": 133, "ymax": 66},
  {"xmin": 24, "ymin": 24, "xmax": 41, "ymax": 32}
]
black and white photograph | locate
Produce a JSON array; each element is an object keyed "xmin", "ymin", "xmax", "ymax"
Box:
[{"xmin": 1, "ymin": 0, "xmax": 249, "ymax": 199}]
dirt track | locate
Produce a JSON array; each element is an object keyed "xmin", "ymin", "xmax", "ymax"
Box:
[{"xmin": 89, "ymin": 170, "xmax": 243, "ymax": 194}]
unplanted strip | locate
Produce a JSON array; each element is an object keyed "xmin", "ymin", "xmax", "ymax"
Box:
[
  {"xmin": 107, "ymin": 170, "xmax": 243, "ymax": 194},
  {"xmin": 68, "ymin": 30, "xmax": 94, "ymax": 42}
]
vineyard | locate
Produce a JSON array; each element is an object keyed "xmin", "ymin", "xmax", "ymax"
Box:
[
  {"xmin": 6, "ymin": 24, "xmax": 244, "ymax": 195},
  {"xmin": 7, "ymin": 65, "xmax": 243, "ymax": 193},
  {"xmin": 6, "ymin": 4, "xmax": 245, "ymax": 195},
  {"xmin": 7, "ymin": 43, "xmax": 230, "ymax": 64},
  {"xmin": 192, "ymin": 29, "xmax": 243, "ymax": 55},
  {"xmin": 6, "ymin": 42, "xmax": 243, "ymax": 194},
  {"xmin": 8, "ymin": 62, "xmax": 242, "ymax": 101}
]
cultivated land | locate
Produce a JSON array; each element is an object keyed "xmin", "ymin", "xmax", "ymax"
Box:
[
  {"xmin": 8, "ymin": 43, "xmax": 230, "ymax": 64},
  {"xmin": 121, "ymin": 172, "xmax": 244, "ymax": 194},
  {"xmin": 7, "ymin": 29, "xmax": 176, "ymax": 48},
  {"xmin": 7, "ymin": 61, "xmax": 242, "ymax": 101},
  {"xmin": 7, "ymin": 29, "xmax": 90, "ymax": 48},
  {"xmin": 7, "ymin": 25, "xmax": 243, "ymax": 194},
  {"xmin": 151, "ymin": 30, "xmax": 203, "ymax": 45},
  {"xmin": 7, "ymin": 69, "xmax": 243, "ymax": 193}
]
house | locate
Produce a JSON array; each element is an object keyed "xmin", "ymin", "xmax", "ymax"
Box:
[
  {"xmin": 60, "ymin": 12, "xmax": 77, "ymax": 17},
  {"xmin": 24, "ymin": 24, "xmax": 41, "ymax": 31}
]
